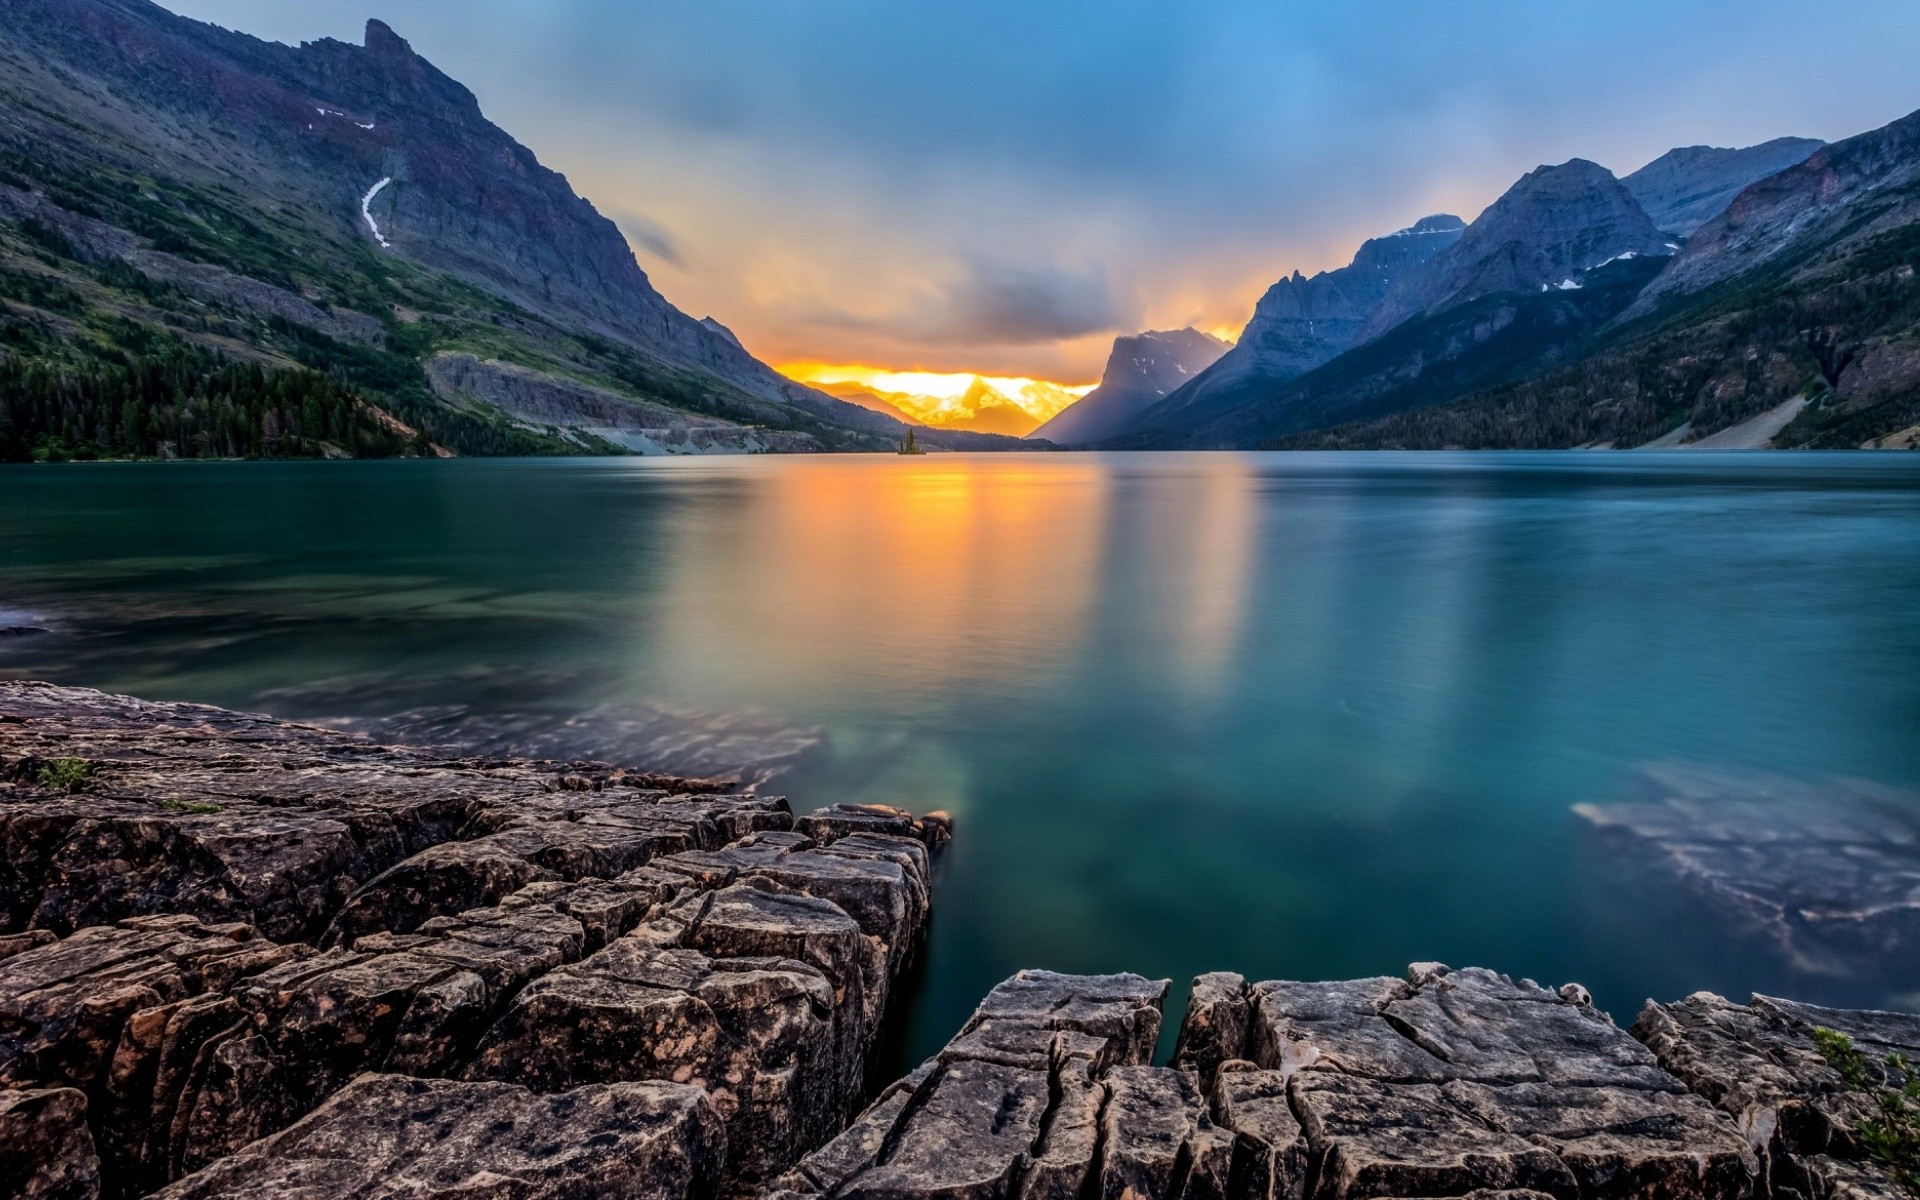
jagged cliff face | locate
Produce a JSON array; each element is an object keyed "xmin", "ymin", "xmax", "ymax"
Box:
[
  {"xmin": 1243, "ymin": 214, "xmax": 1469, "ymax": 377},
  {"xmin": 1622, "ymin": 137, "xmax": 1825, "ymax": 236},
  {"xmin": 1361, "ymin": 160, "xmax": 1671, "ymax": 340},
  {"xmin": 1029, "ymin": 327, "xmax": 1228, "ymax": 446},
  {"xmin": 0, "ymin": 0, "xmax": 963, "ymax": 451}
]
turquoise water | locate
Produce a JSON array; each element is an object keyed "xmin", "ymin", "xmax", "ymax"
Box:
[{"xmin": 3, "ymin": 453, "xmax": 1919, "ymax": 1064}]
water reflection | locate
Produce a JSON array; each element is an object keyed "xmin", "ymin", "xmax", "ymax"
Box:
[
  {"xmin": 645, "ymin": 458, "xmax": 1115, "ymax": 709},
  {"xmin": 4, "ymin": 453, "xmax": 1920, "ymax": 1066}
]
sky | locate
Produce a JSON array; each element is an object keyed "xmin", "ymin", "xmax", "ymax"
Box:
[{"xmin": 167, "ymin": 1, "xmax": 1920, "ymax": 388}]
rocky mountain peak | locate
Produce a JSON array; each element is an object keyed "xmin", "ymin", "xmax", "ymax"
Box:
[
  {"xmin": 363, "ymin": 18, "xmax": 409, "ymax": 58},
  {"xmin": 1027, "ymin": 327, "xmax": 1230, "ymax": 445},
  {"xmin": 1102, "ymin": 327, "xmax": 1230, "ymax": 393},
  {"xmin": 1359, "ymin": 159, "xmax": 1668, "ymax": 339}
]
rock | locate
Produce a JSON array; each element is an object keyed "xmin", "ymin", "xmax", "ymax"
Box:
[
  {"xmin": 952, "ymin": 969, "xmax": 1170, "ymax": 1072},
  {"xmin": 0, "ymin": 919, "xmax": 303, "ymax": 1099},
  {"xmin": 838, "ymin": 1058, "xmax": 1055, "ymax": 1200},
  {"xmin": 1017, "ymin": 1054, "xmax": 1105, "ymax": 1200},
  {"xmin": 1210, "ymin": 1065, "xmax": 1311, "ymax": 1200},
  {"xmin": 464, "ymin": 938, "xmax": 841, "ymax": 1188},
  {"xmin": 1632, "ymin": 991, "xmax": 1920, "ymax": 1200},
  {"xmin": 2, "ymin": 684, "xmax": 949, "ymax": 1200},
  {"xmin": 769, "ymin": 972, "xmax": 1169, "ymax": 1200},
  {"xmin": 1098, "ymin": 1066, "xmax": 1235, "ymax": 1200},
  {"xmin": 0, "ymin": 1088, "xmax": 101, "ymax": 1200},
  {"xmin": 1246, "ymin": 965, "xmax": 1757, "ymax": 1200},
  {"xmin": 323, "ymin": 838, "xmax": 561, "ymax": 945},
  {"xmin": 1173, "ymin": 972, "xmax": 1251, "ymax": 1088},
  {"xmin": 1291, "ymin": 1073, "xmax": 1575, "ymax": 1200},
  {"xmin": 148, "ymin": 1074, "xmax": 726, "ymax": 1200}
]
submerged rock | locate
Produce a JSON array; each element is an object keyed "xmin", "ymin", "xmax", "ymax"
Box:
[{"xmin": 1575, "ymin": 765, "xmax": 1920, "ymax": 984}]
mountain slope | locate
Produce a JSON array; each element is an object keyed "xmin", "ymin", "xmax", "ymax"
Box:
[
  {"xmin": 1622, "ymin": 138, "xmax": 1825, "ymax": 237},
  {"xmin": 1359, "ymin": 160, "xmax": 1670, "ymax": 341},
  {"xmin": 1106, "ymin": 255, "xmax": 1665, "ymax": 450},
  {"xmin": 1106, "ymin": 162, "xmax": 1678, "ymax": 450},
  {"xmin": 1280, "ymin": 109, "xmax": 1920, "ymax": 450},
  {"xmin": 816, "ymin": 380, "xmax": 924, "ymax": 425},
  {"xmin": 0, "ymin": 0, "xmax": 1020, "ymax": 456},
  {"xmin": 1108, "ymin": 217, "xmax": 1463, "ymax": 445},
  {"xmin": 1028, "ymin": 327, "xmax": 1227, "ymax": 445}
]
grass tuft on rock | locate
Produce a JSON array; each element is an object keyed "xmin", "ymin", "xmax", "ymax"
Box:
[
  {"xmin": 35, "ymin": 757, "xmax": 91, "ymax": 790},
  {"xmin": 1814, "ymin": 1026, "xmax": 1920, "ymax": 1197},
  {"xmin": 160, "ymin": 798, "xmax": 225, "ymax": 814}
]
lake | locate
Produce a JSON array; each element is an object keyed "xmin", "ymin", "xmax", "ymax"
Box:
[{"xmin": 4, "ymin": 451, "xmax": 1918, "ymax": 1067}]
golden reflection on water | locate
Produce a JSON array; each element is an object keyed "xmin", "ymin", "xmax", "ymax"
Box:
[{"xmin": 644, "ymin": 455, "xmax": 1260, "ymax": 714}]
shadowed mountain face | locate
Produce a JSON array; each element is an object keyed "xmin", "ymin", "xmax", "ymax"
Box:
[
  {"xmin": 1359, "ymin": 160, "xmax": 1672, "ymax": 341},
  {"xmin": 1623, "ymin": 137, "xmax": 1826, "ymax": 237},
  {"xmin": 1285, "ymin": 108, "xmax": 1920, "ymax": 451},
  {"xmin": 1090, "ymin": 217, "xmax": 1463, "ymax": 447},
  {"xmin": 0, "ymin": 0, "xmax": 1031, "ymax": 455},
  {"xmin": 1102, "ymin": 165, "xmax": 1678, "ymax": 450},
  {"xmin": 1028, "ymin": 327, "xmax": 1227, "ymax": 446}
]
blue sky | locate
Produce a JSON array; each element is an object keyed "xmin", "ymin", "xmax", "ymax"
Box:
[{"xmin": 167, "ymin": 1, "xmax": 1920, "ymax": 382}]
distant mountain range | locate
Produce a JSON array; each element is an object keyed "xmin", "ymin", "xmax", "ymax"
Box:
[
  {"xmin": 1048, "ymin": 113, "xmax": 1920, "ymax": 452},
  {"xmin": 0, "ymin": 0, "xmax": 1028, "ymax": 457},
  {"xmin": 822, "ymin": 375, "xmax": 1081, "ymax": 437},
  {"xmin": 5, "ymin": 0, "xmax": 1916, "ymax": 457}
]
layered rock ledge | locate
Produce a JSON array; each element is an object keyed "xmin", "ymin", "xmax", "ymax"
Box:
[
  {"xmin": 0, "ymin": 682, "xmax": 947, "ymax": 1199},
  {"xmin": 5, "ymin": 683, "xmax": 1916, "ymax": 1200}
]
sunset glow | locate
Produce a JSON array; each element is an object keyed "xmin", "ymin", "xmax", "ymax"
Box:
[{"xmin": 780, "ymin": 362, "xmax": 1095, "ymax": 428}]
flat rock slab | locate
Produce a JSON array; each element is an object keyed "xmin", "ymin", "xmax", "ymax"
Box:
[
  {"xmin": 1184, "ymin": 965, "xmax": 1759, "ymax": 1200},
  {"xmin": 149, "ymin": 1073, "xmax": 725, "ymax": 1200},
  {"xmin": 1575, "ymin": 764, "xmax": 1920, "ymax": 983},
  {"xmin": 0, "ymin": 682, "xmax": 783, "ymax": 940}
]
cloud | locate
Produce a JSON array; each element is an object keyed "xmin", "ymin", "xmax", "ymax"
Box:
[
  {"xmin": 615, "ymin": 213, "xmax": 683, "ymax": 269},
  {"xmin": 804, "ymin": 259, "xmax": 1129, "ymax": 348}
]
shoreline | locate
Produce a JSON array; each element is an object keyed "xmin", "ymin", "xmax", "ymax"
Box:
[{"xmin": 3, "ymin": 681, "xmax": 1916, "ymax": 1200}]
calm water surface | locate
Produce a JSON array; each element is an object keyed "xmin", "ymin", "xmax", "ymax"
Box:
[{"xmin": 4, "ymin": 452, "xmax": 1918, "ymax": 1065}]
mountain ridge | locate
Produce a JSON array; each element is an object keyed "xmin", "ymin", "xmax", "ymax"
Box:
[{"xmin": 0, "ymin": 0, "xmax": 1030, "ymax": 456}]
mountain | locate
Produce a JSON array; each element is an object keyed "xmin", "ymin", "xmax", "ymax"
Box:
[
  {"xmin": 1104, "ymin": 163, "xmax": 1675, "ymax": 449},
  {"xmin": 940, "ymin": 378, "xmax": 1041, "ymax": 436},
  {"xmin": 1281, "ymin": 109, "xmax": 1920, "ymax": 450},
  {"xmin": 1358, "ymin": 160, "xmax": 1671, "ymax": 341},
  {"xmin": 0, "ymin": 0, "xmax": 1027, "ymax": 458},
  {"xmin": 1622, "ymin": 138, "xmax": 1825, "ymax": 236},
  {"xmin": 816, "ymin": 380, "xmax": 923, "ymax": 425},
  {"xmin": 1104, "ymin": 218, "xmax": 1463, "ymax": 446},
  {"xmin": 1028, "ymin": 327, "xmax": 1229, "ymax": 445}
]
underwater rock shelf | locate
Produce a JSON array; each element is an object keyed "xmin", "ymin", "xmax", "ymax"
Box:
[{"xmin": 3, "ymin": 682, "xmax": 1915, "ymax": 1200}]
